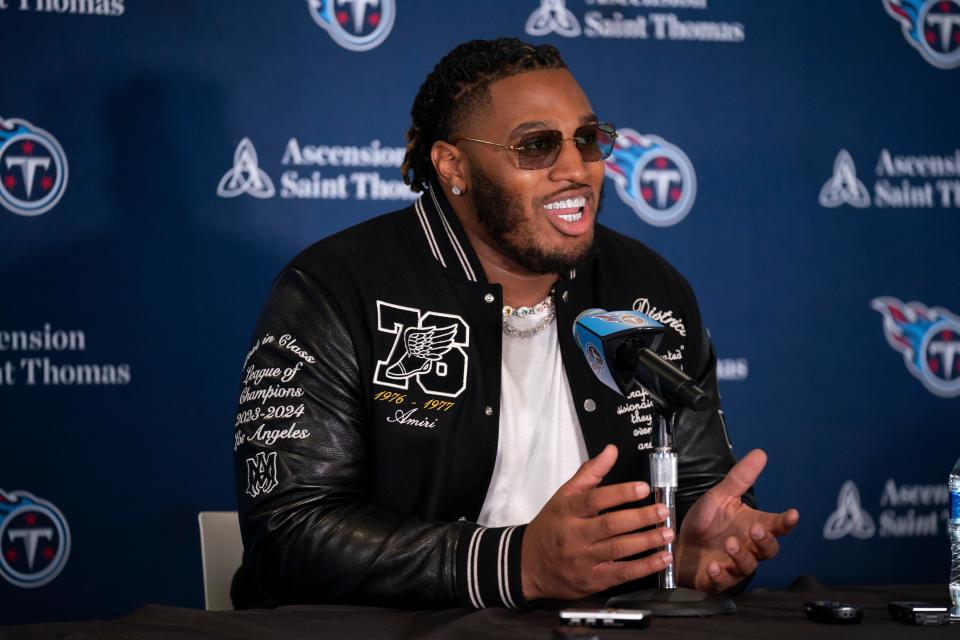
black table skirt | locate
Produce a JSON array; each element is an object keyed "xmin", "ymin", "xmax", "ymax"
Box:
[{"xmin": 5, "ymin": 579, "xmax": 957, "ymax": 639}]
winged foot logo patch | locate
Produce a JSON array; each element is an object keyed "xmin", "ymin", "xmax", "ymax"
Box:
[
  {"xmin": 386, "ymin": 324, "xmax": 459, "ymax": 380},
  {"xmin": 374, "ymin": 301, "xmax": 470, "ymax": 398}
]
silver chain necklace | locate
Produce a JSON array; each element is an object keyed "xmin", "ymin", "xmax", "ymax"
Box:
[{"xmin": 501, "ymin": 293, "xmax": 556, "ymax": 339}]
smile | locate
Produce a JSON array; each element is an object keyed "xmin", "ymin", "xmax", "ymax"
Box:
[
  {"xmin": 541, "ymin": 192, "xmax": 592, "ymax": 236},
  {"xmin": 543, "ymin": 196, "xmax": 586, "ymax": 211}
]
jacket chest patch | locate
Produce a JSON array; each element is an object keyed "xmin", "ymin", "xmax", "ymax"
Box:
[{"xmin": 373, "ymin": 300, "xmax": 471, "ymax": 399}]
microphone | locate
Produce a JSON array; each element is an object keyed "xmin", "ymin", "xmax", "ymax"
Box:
[{"xmin": 573, "ymin": 309, "xmax": 712, "ymax": 411}]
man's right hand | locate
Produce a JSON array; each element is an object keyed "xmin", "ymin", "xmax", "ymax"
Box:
[{"xmin": 520, "ymin": 444, "xmax": 672, "ymax": 601}]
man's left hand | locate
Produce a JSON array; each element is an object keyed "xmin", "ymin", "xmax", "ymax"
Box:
[{"xmin": 675, "ymin": 449, "xmax": 799, "ymax": 593}]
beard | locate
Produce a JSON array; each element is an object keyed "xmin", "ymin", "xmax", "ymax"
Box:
[{"xmin": 470, "ymin": 166, "xmax": 602, "ymax": 275}]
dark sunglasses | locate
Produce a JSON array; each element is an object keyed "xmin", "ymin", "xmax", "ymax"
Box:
[{"xmin": 453, "ymin": 123, "xmax": 618, "ymax": 170}]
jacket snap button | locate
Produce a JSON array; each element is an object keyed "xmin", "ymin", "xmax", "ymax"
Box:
[
  {"xmin": 562, "ymin": 291, "xmax": 569, "ymax": 303},
  {"xmin": 484, "ymin": 406, "xmax": 494, "ymax": 416},
  {"xmin": 584, "ymin": 399, "xmax": 596, "ymax": 412},
  {"xmin": 484, "ymin": 293, "xmax": 495, "ymax": 303}
]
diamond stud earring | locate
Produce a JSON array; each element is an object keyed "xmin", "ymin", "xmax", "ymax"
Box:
[{"xmin": 451, "ymin": 185, "xmax": 463, "ymax": 196}]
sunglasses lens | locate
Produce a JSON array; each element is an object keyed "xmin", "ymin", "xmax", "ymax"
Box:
[
  {"xmin": 513, "ymin": 124, "xmax": 617, "ymax": 169},
  {"xmin": 596, "ymin": 125, "xmax": 617, "ymax": 159},
  {"xmin": 516, "ymin": 132, "xmax": 563, "ymax": 170},
  {"xmin": 576, "ymin": 124, "xmax": 617, "ymax": 162}
]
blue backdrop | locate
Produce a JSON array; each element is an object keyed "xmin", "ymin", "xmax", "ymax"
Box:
[{"xmin": 1, "ymin": 0, "xmax": 958, "ymax": 625}]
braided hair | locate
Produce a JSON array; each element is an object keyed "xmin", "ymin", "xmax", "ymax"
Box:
[{"xmin": 401, "ymin": 37, "xmax": 567, "ymax": 192}]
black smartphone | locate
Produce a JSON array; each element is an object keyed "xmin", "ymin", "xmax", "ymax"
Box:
[
  {"xmin": 888, "ymin": 601, "xmax": 950, "ymax": 625},
  {"xmin": 803, "ymin": 600, "xmax": 863, "ymax": 624},
  {"xmin": 558, "ymin": 608, "xmax": 651, "ymax": 628}
]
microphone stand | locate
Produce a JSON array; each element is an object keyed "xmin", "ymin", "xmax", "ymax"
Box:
[{"xmin": 605, "ymin": 409, "xmax": 736, "ymax": 616}]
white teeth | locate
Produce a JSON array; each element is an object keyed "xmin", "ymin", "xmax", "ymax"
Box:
[
  {"xmin": 544, "ymin": 196, "xmax": 586, "ymax": 211},
  {"xmin": 558, "ymin": 212, "xmax": 583, "ymax": 222}
]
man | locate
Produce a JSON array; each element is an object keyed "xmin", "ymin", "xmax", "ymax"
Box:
[{"xmin": 233, "ymin": 37, "xmax": 798, "ymax": 609}]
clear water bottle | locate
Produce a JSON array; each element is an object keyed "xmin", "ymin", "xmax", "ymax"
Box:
[{"xmin": 950, "ymin": 456, "xmax": 960, "ymax": 615}]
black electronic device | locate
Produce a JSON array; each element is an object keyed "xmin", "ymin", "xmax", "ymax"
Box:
[
  {"xmin": 803, "ymin": 600, "xmax": 863, "ymax": 624},
  {"xmin": 888, "ymin": 601, "xmax": 950, "ymax": 625},
  {"xmin": 558, "ymin": 608, "xmax": 651, "ymax": 628}
]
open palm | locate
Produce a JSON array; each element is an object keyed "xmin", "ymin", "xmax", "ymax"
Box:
[{"xmin": 675, "ymin": 449, "xmax": 799, "ymax": 593}]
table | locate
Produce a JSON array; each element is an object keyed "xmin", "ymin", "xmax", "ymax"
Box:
[{"xmin": 5, "ymin": 578, "xmax": 957, "ymax": 639}]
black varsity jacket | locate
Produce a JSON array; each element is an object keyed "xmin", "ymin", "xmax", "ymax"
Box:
[{"xmin": 232, "ymin": 180, "xmax": 744, "ymax": 610}]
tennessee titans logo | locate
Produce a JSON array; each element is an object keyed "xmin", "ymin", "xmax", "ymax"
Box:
[
  {"xmin": 884, "ymin": 0, "xmax": 960, "ymax": 69},
  {"xmin": 307, "ymin": 0, "xmax": 395, "ymax": 52},
  {"xmin": 604, "ymin": 129, "xmax": 697, "ymax": 227},
  {"xmin": 0, "ymin": 489, "xmax": 71, "ymax": 588},
  {"xmin": 0, "ymin": 117, "xmax": 68, "ymax": 217},
  {"xmin": 872, "ymin": 297, "xmax": 960, "ymax": 397}
]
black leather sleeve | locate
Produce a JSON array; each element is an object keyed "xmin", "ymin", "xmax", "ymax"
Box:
[
  {"xmin": 674, "ymin": 324, "xmax": 756, "ymax": 526},
  {"xmin": 234, "ymin": 268, "xmax": 526, "ymax": 609}
]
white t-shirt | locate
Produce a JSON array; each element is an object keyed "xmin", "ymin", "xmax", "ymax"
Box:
[{"xmin": 477, "ymin": 309, "xmax": 589, "ymax": 527}]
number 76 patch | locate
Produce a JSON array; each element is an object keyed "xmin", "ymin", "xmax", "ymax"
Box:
[{"xmin": 373, "ymin": 301, "xmax": 470, "ymax": 398}]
